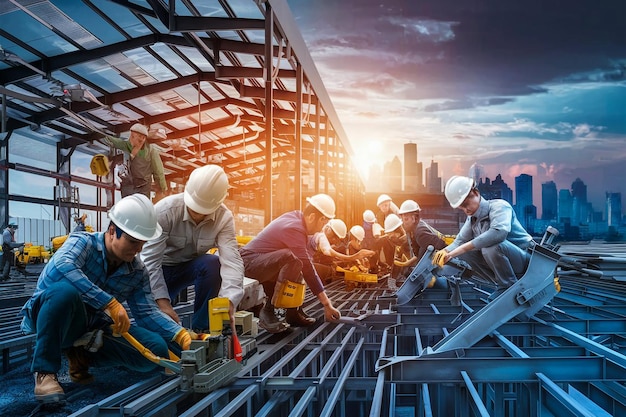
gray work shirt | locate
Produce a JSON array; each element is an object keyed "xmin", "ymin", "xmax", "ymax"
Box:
[
  {"xmin": 140, "ymin": 194, "xmax": 244, "ymax": 308},
  {"xmin": 447, "ymin": 197, "xmax": 532, "ymax": 252}
]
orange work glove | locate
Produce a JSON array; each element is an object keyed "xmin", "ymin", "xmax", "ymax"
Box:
[
  {"xmin": 432, "ymin": 249, "xmax": 448, "ymax": 268},
  {"xmin": 105, "ymin": 298, "xmax": 130, "ymax": 336},
  {"xmin": 188, "ymin": 330, "xmax": 210, "ymax": 341},
  {"xmin": 173, "ymin": 329, "xmax": 192, "ymax": 350}
]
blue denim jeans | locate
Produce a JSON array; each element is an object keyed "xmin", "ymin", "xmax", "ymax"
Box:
[
  {"xmin": 28, "ymin": 281, "xmax": 168, "ymax": 374},
  {"xmin": 162, "ymin": 254, "xmax": 222, "ymax": 331}
]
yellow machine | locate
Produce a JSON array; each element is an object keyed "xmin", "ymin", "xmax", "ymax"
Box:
[{"xmin": 16, "ymin": 243, "xmax": 51, "ymax": 264}]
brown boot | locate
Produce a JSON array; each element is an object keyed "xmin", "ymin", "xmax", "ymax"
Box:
[
  {"xmin": 286, "ymin": 307, "xmax": 316, "ymax": 327},
  {"xmin": 66, "ymin": 347, "xmax": 94, "ymax": 384},
  {"xmin": 34, "ymin": 372, "xmax": 65, "ymax": 403},
  {"xmin": 259, "ymin": 303, "xmax": 290, "ymax": 333}
]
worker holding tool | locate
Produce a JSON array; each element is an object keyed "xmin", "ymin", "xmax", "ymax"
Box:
[
  {"xmin": 309, "ymin": 219, "xmax": 375, "ymax": 281},
  {"xmin": 105, "ymin": 123, "xmax": 168, "ymax": 198},
  {"xmin": 141, "ymin": 164, "xmax": 244, "ymax": 333},
  {"xmin": 397, "ymin": 199, "xmax": 448, "ymax": 265},
  {"xmin": 1, "ymin": 222, "xmax": 24, "ymax": 281},
  {"xmin": 19, "ymin": 194, "xmax": 192, "ymax": 404},
  {"xmin": 433, "ymin": 176, "xmax": 533, "ymax": 297},
  {"xmin": 239, "ymin": 194, "xmax": 342, "ymax": 333}
]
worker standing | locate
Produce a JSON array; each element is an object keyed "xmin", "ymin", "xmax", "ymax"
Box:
[
  {"xmin": 239, "ymin": 194, "xmax": 341, "ymax": 333},
  {"xmin": 433, "ymin": 176, "xmax": 533, "ymax": 296},
  {"xmin": 105, "ymin": 123, "xmax": 168, "ymax": 198},
  {"xmin": 19, "ymin": 194, "xmax": 191, "ymax": 404},
  {"xmin": 141, "ymin": 164, "xmax": 244, "ymax": 332},
  {"xmin": 1, "ymin": 223, "xmax": 23, "ymax": 281}
]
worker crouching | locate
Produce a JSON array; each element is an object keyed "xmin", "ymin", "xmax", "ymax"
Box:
[{"xmin": 19, "ymin": 194, "xmax": 192, "ymax": 404}]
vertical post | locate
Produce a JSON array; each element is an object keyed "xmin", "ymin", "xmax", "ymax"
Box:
[
  {"xmin": 263, "ymin": 4, "xmax": 274, "ymax": 224},
  {"xmin": 295, "ymin": 64, "xmax": 303, "ymax": 210}
]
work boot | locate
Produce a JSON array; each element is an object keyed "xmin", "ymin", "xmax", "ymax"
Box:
[
  {"xmin": 66, "ymin": 347, "xmax": 94, "ymax": 384},
  {"xmin": 259, "ymin": 303, "xmax": 290, "ymax": 333},
  {"xmin": 34, "ymin": 372, "xmax": 65, "ymax": 403},
  {"xmin": 285, "ymin": 307, "xmax": 316, "ymax": 327}
]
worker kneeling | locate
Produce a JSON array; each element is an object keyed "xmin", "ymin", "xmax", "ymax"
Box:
[{"xmin": 20, "ymin": 194, "xmax": 192, "ymax": 404}]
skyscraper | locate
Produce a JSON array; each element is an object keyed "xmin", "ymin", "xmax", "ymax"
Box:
[
  {"xmin": 425, "ymin": 160, "xmax": 441, "ymax": 193},
  {"xmin": 558, "ymin": 189, "xmax": 573, "ymax": 223},
  {"xmin": 515, "ymin": 174, "xmax": 535, "ymax": 229},
  {"xmin": 606, "ymin": 192, "xmax": 622, "ymax": 227},
  {"xmin": 541, "ymin": 181, "xmax": 558, "ymax": 220},
  {"xmin": 403, "ymin": 142, "xmax": 419, "ymax": 192},
  {"xmin": 571, "ymin": 178, "xmax": 588, "ymax": 224},
  {"xmin": 468, "ymin": 163, "xmax": 485, "ymax": 185},
  {"xmin": 384, "ymin": 156, "xmax": 403, "ymax": 192},
  {"xmin": 477, "ymin": 174, "xmax": 513, "ymax": 203}
]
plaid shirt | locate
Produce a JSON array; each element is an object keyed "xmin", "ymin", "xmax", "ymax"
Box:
[{"xmin": 20, "ymin": 231, "xmax": 181, "ymax": 339}]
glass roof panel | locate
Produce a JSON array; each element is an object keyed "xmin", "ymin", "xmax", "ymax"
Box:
[
  {"xmin": 226, "ymin": 0, "xmax": 264, "ymax": 19},
  {"xmin": 63, "ymin": 61, "xmax": 137, "ymax": 92},
  {"xmin": 174, "ymin": 46, "xmax": 214, "ymax": 72},
  {"xmin": 0, "ymin": 10, "xmax": 77, "ymax": 56},
  {"xmin": 150, "ymin": 43, "xmax": 197, "ymax": 76},
  {"xmin": 53, "ymin": 0, "xmax": 126, "ymax": 45},
  {"xmin": 122, "ymin": 47, "xmax": 177, "ymax": 83},
  {"xmin": 192, "ymin": 0, "xmax": 229, "ymax": 18}
]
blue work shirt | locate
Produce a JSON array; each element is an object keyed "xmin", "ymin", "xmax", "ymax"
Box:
[
  {"xmin": 20, "ymin": 231, "xmax": 181, "ymax": 340},
  {"xmin": 447, "ymin": 197, "xmax": 532, "ymax": 252}
]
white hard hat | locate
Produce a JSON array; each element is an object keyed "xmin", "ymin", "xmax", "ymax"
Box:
[
  {"xmin": 363, "ymin": 209, "xmax": 376, "ymax": 223},
  {"xmin": 328, "ymin": 219, "xmax": 347, "ymax": 239},
  {"xmin": 130, "ymin": 123, "xmax": 148, "ymax": 136},
  {"xmin": 376, "ymin": 194, "xmax": 392, "ymax": 207},
  {"xmin": 349, "ymin": 225, "xmax": 365, "ymax": 242},
  {"xmin": 108, "ymin": 194, "xmax": 162, "ymax": 241},
  {"xmin": 306, "ymin": 194, "xmax": 336, "ymax": 218},
  {"xmin": 398, "ymin": 199, "xmax": 421, "ymax": 214},
  {"xmin": 184, "ymin": 164, "xmax": 229, "ymax": 215},
  {"xmin": 372, "ymin": 223, "xmax": 384, "ymax": 237},
  {"xmin": 444, "ymin": 175, "xmax": 476, "ymax": 208},
  {"xmin": 384, "ymin": 214, "xmax": 403, "ymax": 233}
]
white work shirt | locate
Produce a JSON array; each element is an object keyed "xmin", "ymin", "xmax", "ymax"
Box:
[{"xmin": 140, "ymin": 194, "xmax": 244, "ymax": 308}]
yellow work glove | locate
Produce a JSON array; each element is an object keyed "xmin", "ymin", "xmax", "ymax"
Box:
[
  {"xmin": 188, "ymin": 330, "xmax": 210, "ymax": 341},
  {"xmin": 432, "ymin": 249, "xmax": 448, "ymax": 268},
  {"xmin": 105, "ymin": 298, "xmax": 130, "ymax": 336},
  {"xmin": 173, "ymin": 328, "xmax": 192, "ymax": 350}
]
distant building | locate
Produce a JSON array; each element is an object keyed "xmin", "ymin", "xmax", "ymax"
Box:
[
  {"xmin": 558, "ymin": 189, "xmax": 573, "ymax": 223},
  {"xmin": 468, "ymin": 163, "xmax": 485, "ymax": 185},
  {"xmin": 606, "ymin": 192, "xmax": 622, "ymax": 227},
  {"xmin": 515, "ymin": 174, "xmax": 536, "ymax": 231},
  {"xmin": 384, "ymin": 156, "xmax": 403, "ymax": 192},
  {"xmin": 541, "ymin": 181, "xmax": 558, "ymax": 220},
  {"xmin": 425, "ymin": 160, "xmax": 441, "ymax": 194},
  {"xmin": 403, "ymin": 142, "xmax": 421, "ymax": 192},
  {"xmin": 571, "ymin": 178, "xmax": 588, "ymax": 224},
  {"xmin": 477, "ymin": 174, "xmax": 513, "ymax": 204}
]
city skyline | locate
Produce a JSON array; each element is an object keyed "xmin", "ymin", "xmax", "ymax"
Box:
[
  {"xmin": 287, "ymin": 0, "xmax": 626, "ymax": 216},
  {"xmin": 368, "ymin": 152, "xmax": 621, "ymax": 222}
]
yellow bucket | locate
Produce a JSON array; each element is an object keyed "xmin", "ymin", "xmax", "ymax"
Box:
[{"xmin": 274, "ymin": 280, "xmax": 305, "ymax": 308}]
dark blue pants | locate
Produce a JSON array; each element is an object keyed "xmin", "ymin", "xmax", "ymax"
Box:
[
  {"xmin": 28, "ymin": 281, "xmax": 168, "ymax": 374},
  {"xmin": 162, "ymin": 254, "xmax": 222, "ymax": 331}
]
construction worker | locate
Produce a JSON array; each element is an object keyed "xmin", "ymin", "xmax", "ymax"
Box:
[
  {"xmin": 375, "ymin": 194, "xmax": 399, "ymax": 224},
  {"xmin": 398, "ymin": 200, "xmax": 448, "ymax": 263},
  {"xmin": 309, "ymin": 219, "xmax": 375, "ymax": 280},
  {"xmin": 239, "ymin": 194, "xmax": 342, "ymax": 333},
  {"xmin": 19, "ymin": 194, "xmax": 191, "ymax": 404},
  {"xmin": 105, "ymin": 123, "xmax": 167, "ymax": 198},
  {"xmin": 141, "ymin": 164, "xmax": 244, "ymax": 332},
  {"xmin": 1, "ymin": 223, "xmax": 23, "ymax": 281},
  {"xmin": 433, "ymin": 176, "xmax": 533, "ymax": 295}
]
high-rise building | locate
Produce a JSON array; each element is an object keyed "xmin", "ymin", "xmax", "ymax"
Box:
[
  {"xmin": 571, "ymin": 178, "xmax": 588, "ymax": 224},
  {"xmin": 515, "ymin": 174, "xmax": 535, "ymax": 229},
  {"xmin": 403, "ymin": 142, "xmax": 419, "ymax": 192},
  {"xmin": 541, "ymin": 181, "xmax": 558, "ymax": 220},
  {"xmin": 558, "ymin": 189, "xmax": 573, "ymax": 223},
  {"xmin": 384, "ymin": 156, "xmax": 403, "ymax": 192},
  {"xmin": 477, "ymin": 174, "xmax": 513, "ymax": 204},
  {"xmin": 425, "ymin": 160, "xmax": 441, "ymax": 193},
  {"xmin": 468, "ymin": 163, "xmax": 485, "ymax": 185},
  {"xmin": 606, "ymin": 192, "xmax": 622, "ymax": 227}
]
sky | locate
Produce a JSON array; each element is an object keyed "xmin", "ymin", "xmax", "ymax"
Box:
[{"xmin": 286, "ymin": 0, "xmax": 626, "ymax": 215}]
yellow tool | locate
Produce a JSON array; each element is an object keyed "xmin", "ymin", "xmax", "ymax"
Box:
[
  {"xmin": 121, "ymin": 332, "xmax": 181, "ymax": 373},
  {"xmin": 209, "ymin": 297, "xmax": 231, "ymax": 337}
]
